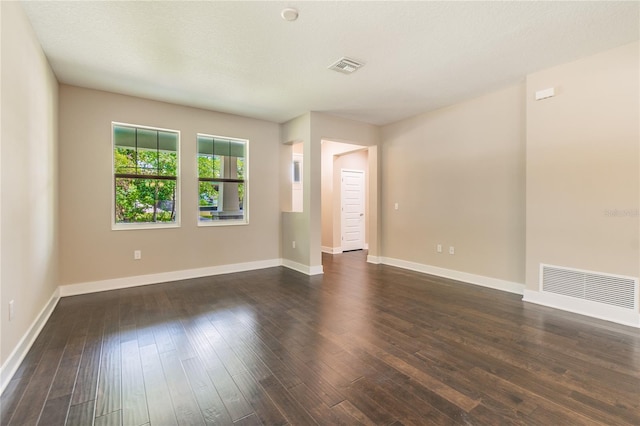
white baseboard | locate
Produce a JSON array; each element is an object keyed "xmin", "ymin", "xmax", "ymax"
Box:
[
  {"xmin": 1, "ymin": 288, "xmax": 60, "ymax": 395},
  {"xmin": 380, "ymin": 257, "xmax": 524, "ymax": 295},
  {"xmin": 523, "ymin": 290, "xmax": 640, "ymax": 328},
  {"xmin": 367, "ymin": 255, "xmax": 381, "ymax": 264},
  {"xmin": 309, "ymin": 265, "xmax": 324, "ymax": 275},
  {"xmin": 321, "ymin": 246, "xmax": 343, "ymax": 254},
  {"xmin": 59, "ymin": 258, "xmax": 282, "ymax": 297},
  {"xmin": 322, "ymin": 245, "xmax": 369, "ymax": 254},
  {"xmin": 281, "ymin": 259, "xmax": 324, "ymax": 275}
]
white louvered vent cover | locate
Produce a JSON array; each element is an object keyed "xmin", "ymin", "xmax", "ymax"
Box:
[
  {"xmin": 328, "ymin": 57, "xmax": 364, "ymax": 74},
  {"xmin": 541, "ymin": 264, "xmax": 638, "ymax": 310}
]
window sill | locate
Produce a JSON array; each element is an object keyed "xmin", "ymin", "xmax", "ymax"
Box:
[
  {"xmin": 112, "ymin": 222, "xmax": 181, "ymax": 231},
  {"xmin": 198, "ymin": 220, "xmax": 249, "ymax": 227}
]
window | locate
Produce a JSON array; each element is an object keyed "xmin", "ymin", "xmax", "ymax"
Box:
[
  {"xmin": 197, "ymin": 134, "xmax": 248, "ymax": 225},
  {"xmin": 112, "ymin": 123, "xmax": 179, "ymax": 228}
]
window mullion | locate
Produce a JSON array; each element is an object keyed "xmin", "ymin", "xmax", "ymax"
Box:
[{"xmin": 156, "ymin": 130, "xmax": 160, "ymax": 176}]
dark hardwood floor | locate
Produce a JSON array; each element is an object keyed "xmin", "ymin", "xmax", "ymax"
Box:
[{"xmin": 2, "ymin": 251, "xmax": 639, "ymax": 425}]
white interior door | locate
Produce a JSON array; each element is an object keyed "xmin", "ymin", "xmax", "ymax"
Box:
[{"xmin": 341, "ymin": 169, "xmax": 365, "ymax": 251}]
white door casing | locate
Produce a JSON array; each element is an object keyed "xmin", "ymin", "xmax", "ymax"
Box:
[{"xmin": 341, "ymin": 169, "xmax": 365, "ymax": 251}]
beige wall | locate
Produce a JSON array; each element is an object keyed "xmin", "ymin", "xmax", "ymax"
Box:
[
  {"xmin": 525, "ymin": 42, "xmax": 639, "ymax": 297},
  {"xmin": 381, "ymin": 84, "xmax": 526, "ymax": 283},
  {"xmin": 58, "ymin": 86, "xmax": 281, "ymax": 285},
  {"xmin": 1, "ymin": 2, "xmax": 59, "ymax": 365},
  {"xmin": 280, "ymin": 113, "xmax": 311, "ymax": 266}
]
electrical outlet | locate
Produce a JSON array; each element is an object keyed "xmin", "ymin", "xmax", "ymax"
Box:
[
  {"xmin": 9, "ymin": 300, "xmax": 15, "ymax": 321},
  {"xmin": 436, "ymin": 244, "xmax": 442, "ymax": 253},
  {"xmin": 134, "ymin": 250, "xmax": 142, "ymax": 260},
  {"xmin": 292, "ymin": 241, "xmax": 296, "ymax": 249},
  {"xmin": 449, "ymin": 246, "xmax": 455, "ymax": 255},
  {"xmin": 394, "ymin": 202, "xmax": 399, "ymax": 210}
]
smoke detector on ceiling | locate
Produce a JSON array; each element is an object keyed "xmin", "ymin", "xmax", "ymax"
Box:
[
  {"xmin": 328, "ymin": 57, "xmax": 364, "ymax": 74},
  {"xmin": 281, "ymin": 8, "xmax": 298, "ymax": 21}
]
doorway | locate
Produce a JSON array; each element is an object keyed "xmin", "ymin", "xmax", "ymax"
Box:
[
  {"xmin": 320, "ymin": 140, "xmax": 371, "ymax": 256},
  {"xmin": 341, "ymin": 169, "xmax": 365, "ymax": 251}
]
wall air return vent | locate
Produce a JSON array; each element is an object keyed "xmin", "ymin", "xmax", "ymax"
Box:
[
  {"xmin": 328, "ymin": 57, "xmax": 364, "ymax": 74},
  {"xmin": 541, "ymin": 264, "xmax": 638, "ymax": 310}
]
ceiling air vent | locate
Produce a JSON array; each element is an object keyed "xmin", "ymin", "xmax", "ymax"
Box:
[{"xmin": 328, "ymin": 57, "xmax": 364, "ymax": 74}]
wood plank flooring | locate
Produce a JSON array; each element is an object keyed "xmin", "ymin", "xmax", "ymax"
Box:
[{"xmin": 2, "ymin": 251, "xmax": 639, "ymax": 425}]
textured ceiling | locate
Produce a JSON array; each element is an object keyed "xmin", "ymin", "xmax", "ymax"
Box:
[{"xmin": 21, "ymin": 1, "xmax": 640, "ymax": 125}]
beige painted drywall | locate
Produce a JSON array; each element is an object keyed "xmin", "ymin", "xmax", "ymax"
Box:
[
  {"xmin": 281, "ymin": 113, "xmax": 311, "ymax": 266},
  {"xmin": 58, "ymin": 86, "xmax": 280, "ymax": 285},
  {"xmin": 525, "ymin": 42, "xmax": 639, "ymax": 298},
  {"xmin": 381, "ymin": 84, "xmax": 526, "ymax": 283},
  {"xmin": 1, "ymin": 2, "xmax": 59, "ymax": 365}
]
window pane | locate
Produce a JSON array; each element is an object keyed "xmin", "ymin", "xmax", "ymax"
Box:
[
  {"xmin": 158, "ymin": 131, "xmax": 177, "ymax": 152},
  {"xmin": 115, "ymin": 178, "xmax": 176, "ymax": 223},
  {"xmin": 198, "ymin": 181, "xmax": 219, "ymax": 220},
  {"xmin": 114, "ymin": 147, "xmax": 137, "ymax": 174},
  {"xmin": 136, "ymin": 128, "xmax": 157, "ymax": 150},
  {"xmin": 115, "ymin": 177, "xmax": 142, "ymax": 222},
  {"xmin": 197, "ymin": 135, "xmax": 214, "ymax": 156},
  {"xmin": 199, "ymin": 181, "xmax": 244, "ymax": 222},
  {"xmin": 217, "ymin": 181, "xmax": 244, "ymax": 219},
  {"xmin": 114, "ymin": 125, "xmax": 135, "ymax": 148},
  {"xmin": 158, "ymin": 151, "xmax": 177, "ymax": 176},
  {"xmin": 213, "ymin": 139, "xmax": 230, "ymax": 157},
  {"xmin": 236, "ymin": 183, "xmax": 245, "ymax": 213},
  {"xmin": 155, "ymin": 179, "xmax": 176, "ymax": 222},
  {"xmin": 230, "ymin": 140, "xmax": 245, "ymax": 157},
  {"xmin": 136, "ymin": 149, "xmax": 158, "ymax": 175},
  {"xmin": 237, "ymin": 157, "xmax": 245, "ymax": 179},
  {"xmin": 198, "ymin": 154, "xmax": 221, "ymax": 179}
]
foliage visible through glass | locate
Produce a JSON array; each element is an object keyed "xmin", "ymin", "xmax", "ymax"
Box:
[
  {"xmin": 113, "ymin": 125, "xmax": 178, "ymax": 224},
  {"xmin": 197, "ymin": 135, "xmax": 246, "ymax": 223}
]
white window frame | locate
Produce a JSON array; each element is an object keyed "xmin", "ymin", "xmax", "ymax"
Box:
[
  {"xmin": 111, "ymin": 122, "xmax": 181, "ymax": 230},
  {"xmin": 196, "ymin": 133, "xmax": 249, "ymax": 227}
]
